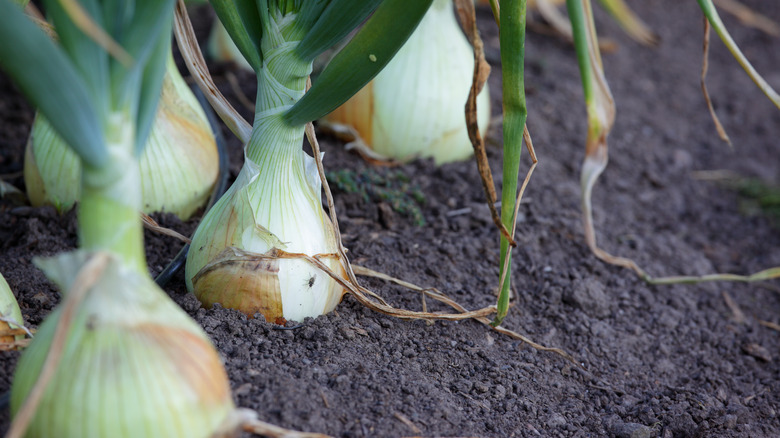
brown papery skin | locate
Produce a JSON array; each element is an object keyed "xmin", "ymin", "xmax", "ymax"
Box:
[
  {"xmin": 0, "ymin": 321, "xmax": 14, "ymax": 345},
  {"xmin": 192, "ymin": 258, "xmax": 286, "ymax": 324}
]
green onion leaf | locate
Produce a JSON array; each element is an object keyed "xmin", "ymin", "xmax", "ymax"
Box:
[
  {"xmin": 0, "ymin": 0, "xmax": 106, "ymax": 167},
  {"xmin": 294, "ymin": 0, "xmax": 383, "ymax": 62},
  {"xmin": 283, "ymin": 0, "xmax": 433, "ymax": 126},
  {"xmin": 106, "ymin": 0, "xmax": 176, "ymax": 115},
  {"xmin": 43, "ymin": 0, "xmax": 110, "ymax": 116},
  {"xmin": 210, "ymin": 0, "xmax": 264, "ymax": 70},
  {"xmin": 135, "ymin": 33, "xmax": 174, "ymax": 155},
  {"xmin": 696, "ymin": 0, "xmax": 780, "ymax": 109},
  {"xmin": 493, "ymin": 0, "xmax": 528, "ymax": 326}
]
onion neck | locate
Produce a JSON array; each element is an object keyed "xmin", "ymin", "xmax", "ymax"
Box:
[
  {"xmin": 245, "ymin": 10, "xmax": 312, "ymax": 166},
  {"xmin": 79, "ymin": 110, "xmax": 147, "ymax": 274}
]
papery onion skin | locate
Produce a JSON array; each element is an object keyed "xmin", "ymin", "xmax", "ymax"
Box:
[
  {"xmin": 185, "ymin": 150, "xmax": 347, "ymax": 324},
  {"xmin": 0, "ymin": 272, "xmax": 24, "ymax": 344},
  {"xmin": 24, "ymin": 56, "xmax": 218, "ymax": 220},
  {"xmin": 193, "ymin": 255, "xmax": 285, "ymax": 324},
  {"xmin": 324, "ymin": 0, "xmax": 491, "ymax": 165},
  {"xmin": 11, "ymin": 253, "xmax": 236, "ymax": 438}
]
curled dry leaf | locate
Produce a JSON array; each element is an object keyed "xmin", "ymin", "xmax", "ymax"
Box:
[
  {"xmin": 141, "ymin": 213, "xmax": 192, "ymax": 243},
  {"xmin": 453, "ymin": 0, "xmax": 514, "ymax": 245},
  {"xmin": 700, "ymin": 18, "xmax": 732, "ymax": 146}
]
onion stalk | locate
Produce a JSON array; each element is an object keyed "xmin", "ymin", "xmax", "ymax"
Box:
[
  {"xmin": 24, "ymin": 54, "xmax": 219, "ymax": 220},
  {"xmin": 185, "ymin": 0, "xmax": 434, "ymax": 323},
  {"xmin": 324, "ymin": 0, "xmax": 490, "ymax": 164}
]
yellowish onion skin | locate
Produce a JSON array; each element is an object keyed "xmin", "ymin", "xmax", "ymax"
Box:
[
  {"xmin": 324, "ymin": 0, "xmax": 491, "ymax": 165},
  {"xmin": 24, "ymin": 57, "xmax": 218, "ymax": 220},
  {"xmin": 185, "ymin": 157, "xmax": 347, "ymax": 324},
  {"xmin": 188, "ymin": 10, "xmax": 346, "ymax": 324},
  {"xmin": 0, "ymin": 273, "xmax": 24, "ymax": 344},
  {"xmin": 11, "ymin": 253, "xmax": 236, "ymax": 438},
  {"xmin": 193, "ymin": 256, "xmax": 285, "ymax": 324}
]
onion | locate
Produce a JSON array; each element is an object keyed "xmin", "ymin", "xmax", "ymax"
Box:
[
  {"xmin": 24, "ymin": 55, "xmax": 218, "ymax": 220},
  {"xmin": 324, "ymin": 0, "xmax": 490, "ymax": 164},
  {"xmin": 10, "ymin": 252, "xmax": 236, "ymax": 438}
]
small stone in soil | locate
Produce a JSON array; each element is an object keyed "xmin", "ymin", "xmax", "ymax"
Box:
[
  {"xmin": 610, "ymin": 421, "xmax": 656, "ymax": 438},
  {"xmin": 741, "ymin": 343, "xmax": 772, "ymax": 362},
  {"xmin": 562, "ymin": 277, "xmax": 611, "ymax": 318}
]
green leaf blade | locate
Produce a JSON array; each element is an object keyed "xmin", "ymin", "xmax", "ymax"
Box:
[
  {"xmin": 134, "ymin": 33, "xmax": 174, "ymax": 156},
  {"xmin": 43, "ymin": 0, "xmax": 110, "ymax": 116},
  {"xmin": 210, "ymin": 0, "xmax": 264, "ymax": 71},
  {"xmin": 696, "ymin": 0, "xmax": 780, "ymax": 110},
  {"xmin": 295, "ymin": 0, "xmax": 383, "ymax": 62},
  {"xmin": 0, "ymin": 0, "xmax": 106, "ymax": 167},
  {"xmin": 107, "ymin": 0, "xmax": 176, "ymax": 115},
  {"xmin": 494, "ymin": 0, "xmax": 528, "ymax": 326}
]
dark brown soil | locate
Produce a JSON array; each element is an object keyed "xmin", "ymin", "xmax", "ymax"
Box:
[{"xmin": 2, "ymin": 1, "xmax": 780, "ymax": 436}]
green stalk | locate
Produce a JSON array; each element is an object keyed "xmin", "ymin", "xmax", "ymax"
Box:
[
  {"xmin": 245, "ymin": 14, "xmax": 311, "ymax": 165},
  {"xmin": 568, "ymin": 0, "xmax": 594, "ymax": 112},
  {"xmin": 240, "ymin": 11, "xmax": 315, "ymax": 212},
  {"xmin": 78, "ymin": 110, "xmax": 146, "ymax": 274},
  {"xmin": 567, "ymin": 0, "xmax": 607, "ymax": 159},
  {"xmin": 494, "ymin": 0, "xmax": 527, "ymax": 326}
]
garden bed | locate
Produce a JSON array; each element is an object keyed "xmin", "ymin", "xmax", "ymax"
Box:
[{"xmin": 2, "ymin": 0, "xmax": 779, "ymax": 436}]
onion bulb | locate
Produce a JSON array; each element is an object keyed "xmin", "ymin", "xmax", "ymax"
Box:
[
  {"xmin": 11, "ymin": 252, "xmax": 236, "ymax": 438},
  {"xmin": 24, "ymin": 55, "xmax": 218, "ymax": 220},
  {"xmin": 0, "ymin": 272, "xmax": 24, "ymax": 345},
  {"xmin": 324, "ymin": 0, "xmax": 490, "ymax": 165},
  {"xmin": 186, "ymin": 113, "xmax": 345, "ymax": 324},
  {"xmin": 186, "ymin": 4, "xmax": 349, "ymax": 324}
]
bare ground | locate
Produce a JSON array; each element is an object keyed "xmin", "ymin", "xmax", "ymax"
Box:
[{"xmin": 2, "ymin": 1, "xmax": 780, "ymax": 436}]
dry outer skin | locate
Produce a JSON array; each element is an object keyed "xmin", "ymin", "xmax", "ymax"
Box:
[{"xmin": 2, "ymin": 0, "xmax": 780, "ymax": 436}]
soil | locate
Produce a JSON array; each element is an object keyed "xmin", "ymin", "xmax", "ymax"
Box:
[{"xmin": 2, "ymin": 1, "xmax": 780, "ymax": 437}]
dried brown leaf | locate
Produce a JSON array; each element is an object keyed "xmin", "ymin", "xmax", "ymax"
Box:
[
  {"xmin": 714, "ymin": 0, "xmax": 780, "ymax": 37},
  {"xmin": 453, "ymin": 0, "xmax": 514, "ymax": 245},
  {"xmin": 742, "ymin": 343, "xmax": 771, "ymax": 362},
  {"xmin": 140, "ymin": 213, "xmax": 191, "ymax": 243},
  {"xmin": 173, "ymin": 0, "xmax": 252, "ymax": 143},
  {"xmin": 701, "ymin": 18, "xmax": 732, "ymax": 146}
]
